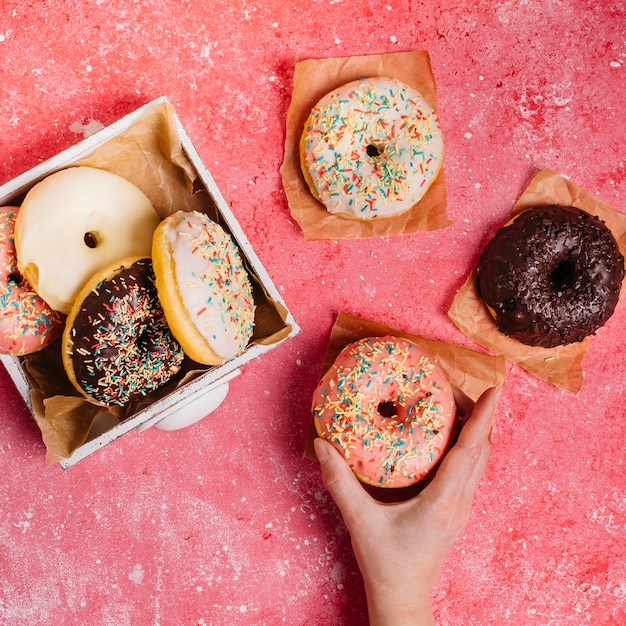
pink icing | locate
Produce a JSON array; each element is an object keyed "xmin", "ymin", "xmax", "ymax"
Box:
[
  {"xmin": 0, "ymin": 206, "xmax": 63, "ymax": 355},
  {"xmin": 311, "ymin": 336, "xmax": 456, "ymax": 488}
]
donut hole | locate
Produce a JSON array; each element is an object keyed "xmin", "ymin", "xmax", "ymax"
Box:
[
  {"xmin": 377, "ymin": 400, "xmax": 398, "ymax": 418},
  {"xmin": 366, "ymin": 144, "xmax": 381, "ymax": 158},
  {"xmin": 7, "ymin": 271, "xmax": 22, "ymax": 286},
  {"xmin": 551, "ymin": 259, "xmax": 576, "ymax": 290},
  {"xmin": 136, "ymin": 327, "xmax": 155, "ymax": 351},
  {"xmin": 83, "ymin": 231, "xmax": 98, "ymax": 249}
]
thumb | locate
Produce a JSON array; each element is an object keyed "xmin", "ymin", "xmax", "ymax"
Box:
[
  {"xmin": 423, "ymin": 386, "xmax": 499, "ymax": 517},
  {"xmin": 313, "ymin": 437, "xmax": 372, "ymax": 527}
]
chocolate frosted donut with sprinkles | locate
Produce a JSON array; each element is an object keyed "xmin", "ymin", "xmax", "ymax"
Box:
[
  {"xmin": 62, "ymin": 257, "xmax": 184, "ymax": 406},
  {"xmin": 311, "ymin": 336, "xmax": 456, "ymax": 488},
  {"xmin": 299, "ymin": 77, "xmax": 444, "ymax": 221}
]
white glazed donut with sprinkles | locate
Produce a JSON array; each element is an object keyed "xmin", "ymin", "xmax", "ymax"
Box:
[
  {"xmin": 152, "ymin": 211, "xmax": 255, "ymax": 366},
  {"xmin": 300, "ymin": 77, "xmax": 444, "ymax": 221},
  {"xmin": 311, "ymin": 336, "xmax": 456, "ymax": 488}
]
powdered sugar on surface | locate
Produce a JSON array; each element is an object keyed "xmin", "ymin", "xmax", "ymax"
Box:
[{"xmin": 1, "ymin": 0, "xmax": 625, "ymax": 624}]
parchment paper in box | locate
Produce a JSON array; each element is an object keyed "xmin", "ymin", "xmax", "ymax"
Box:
[
  {"xmin": 17, "ymin": 100, "xmax": 293, "ymax": 464},
  {"xmin": 303, "ymin": 312, "xmax": 506, "ymax": 462},
  {"xmin": 280, "ymin": 50, "xmax": 450, "ymax": 240},
  {"xmin": 448, "ymin": 168, "xmax": 626, "ymax": 394}
]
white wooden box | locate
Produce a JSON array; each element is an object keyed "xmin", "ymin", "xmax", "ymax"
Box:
[{"xmin": 0, "ymin": 97, "xmax": 300, "ymax": 468}]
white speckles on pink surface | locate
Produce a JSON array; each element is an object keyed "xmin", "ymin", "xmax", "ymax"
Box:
[
  {"xmin": 69, "ymin": 118, "xmax": 105, "ymax": 137},
  {"xmin": 1, "ymin": 0, "xmax": 626, "ymax": 624},
  {"xmin": 129, "ymin": 564, "xmax": 145, "ymax": 584}
]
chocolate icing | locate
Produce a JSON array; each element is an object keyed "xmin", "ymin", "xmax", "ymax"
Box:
[
  {"xmin": 68, "ymin": 258, "xmax": 183, "ymax": 406},
  {"xmin": 476, "ymin": 205, "xmax": 625, "ymax": 348}
]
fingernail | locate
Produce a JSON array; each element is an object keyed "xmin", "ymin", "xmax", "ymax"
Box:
[
  {"xmin": 487, "ymin": 387, "xmax": 501, "ymax": 441},
  {"xmin": 313, "ymin": 437, "xmax": 329, "ymax": 463},
  {"xmin": 489, "ymin": 386, "xmax": 502, "ymax": 406}
]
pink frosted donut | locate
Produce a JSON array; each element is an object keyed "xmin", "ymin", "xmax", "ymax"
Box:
[
  {"xmin": 0, "ymin": 206, "xmax": 63, "ymax": 355},
  {"xmin": 311, "ymin": 336, "xmax": 456, "ymax": 488}
]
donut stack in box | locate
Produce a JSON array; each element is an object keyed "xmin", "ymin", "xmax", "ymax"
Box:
[{"xmin": 2, "ymin": 165, "xmax": 255, "ymax": 408}]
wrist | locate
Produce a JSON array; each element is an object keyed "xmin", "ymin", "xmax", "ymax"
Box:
[
  {"xmin": 365, "ymin": 592, "xmax": 435, "ymax": 626},
  {"xmin": 367, "ymin": 601, "xmax": 435, "ymax": 626}
]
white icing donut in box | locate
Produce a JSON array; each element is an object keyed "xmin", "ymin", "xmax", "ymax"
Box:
[
  {"xmin": 299, "ymin": 76, "xmax": 444, "ymax": 221},
  {"xmin": 152, "ymin": 210, "xmax": 256, "ymax": 366},
  {"xmin": 15, "ymin": 166, "xmax": 160, "ymax": 314}
]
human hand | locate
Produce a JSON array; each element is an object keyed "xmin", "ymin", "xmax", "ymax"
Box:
[{"xmin": 313, "ymin": 386, "xmax": 500, "ymax": 626}]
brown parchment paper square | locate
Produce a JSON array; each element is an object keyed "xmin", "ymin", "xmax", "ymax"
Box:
[
  {"xmin": 303, "ymin": 312, "xmax": 506, "ymax": 461},
  {"xmin": 16, "ymin": 100, "xmax": 293, "ymax": 464},
  {"xmin": 280, "ymin": 50, "xmax": 450, "ymax": 240},
  {"xmin": 448, "ymin": 168, "xmax": 626, "ymax": 394}
]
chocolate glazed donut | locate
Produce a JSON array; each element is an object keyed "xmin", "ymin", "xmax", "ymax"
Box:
[
  {"xmin": 476, "ymin": 205, "xmax": 625, "ymax": 348},
  {"xmin": 63, "ymin": 257, "xmax": 184, "ymax": 406}
]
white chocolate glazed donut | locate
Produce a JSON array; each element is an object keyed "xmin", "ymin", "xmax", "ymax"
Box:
[
  {"xmin": 311, "ymin": 336, "xmax": 456, "ymax": 488},
  {"xmin": 15, "ymin": 166, "xmax": 160, "ymax": 314},
  {"xmin": 152, "ymin": 211, "xmax": 255, "ymax": 365},
  {"xmin": 300, "ymin": 77, "xmax": 444, "ymax": 221}
]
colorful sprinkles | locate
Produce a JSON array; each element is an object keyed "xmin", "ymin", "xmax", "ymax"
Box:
[
  {"xmin": 301, "ymin": 77, "xmax": 444, "ymax": 220},
  {"xmin": 0, "ymin": 206, "xmax": 63, "ymax": 356},
  {"xmin": 164, "ymin": 211, "xmax": 255, "ymax": 361},
  {"xmin": 311, "ymin": 336, "xmax": 456, "ymax": 488},
  {"xmin": 67, "ymin": 258, "xmax": 183, "ymax": 406}
]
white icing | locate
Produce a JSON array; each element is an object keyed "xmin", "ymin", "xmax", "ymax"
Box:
[
  {"xmin": 15, "ymin": 166, "xmax": 160, "ymax": 313},
  {"xmin": 164, "ymin": 211, "xmax": 254, "ymax": 360},
  {"xmin": 301, "ymin": 77, "xmax": 444, "ymax": 220}
]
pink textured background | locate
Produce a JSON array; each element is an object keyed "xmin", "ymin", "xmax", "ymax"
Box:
[{"xmin": 1, "ymin": 1, "xmax": 625, "ymax": 624}]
